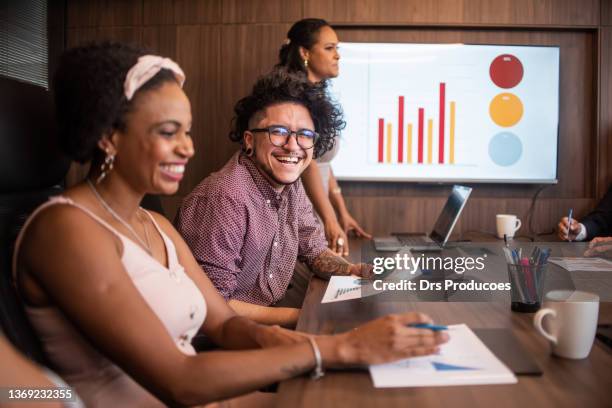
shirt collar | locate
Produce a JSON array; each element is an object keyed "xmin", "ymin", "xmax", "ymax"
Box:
[{"xmin": 239, "ymin": 153, "xmax": 295, "ymax": 207}]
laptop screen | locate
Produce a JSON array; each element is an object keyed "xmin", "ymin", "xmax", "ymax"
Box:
[{"xmin": 429, "ymin": 185, "xmax": 472, "ymax": 245}]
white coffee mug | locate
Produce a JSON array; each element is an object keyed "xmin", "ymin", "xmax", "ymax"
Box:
[
  {"xmin": 533, "ymin": 290, "xmax": 600, "ymax": 359},
  {"xmin": 496, "ymin": 214, "xmax": 521, "ymax": 239}
]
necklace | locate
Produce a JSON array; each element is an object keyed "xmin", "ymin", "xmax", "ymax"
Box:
[{"xmin": 87, "ymin": 179, "xmax": 152, "ymax": 255}]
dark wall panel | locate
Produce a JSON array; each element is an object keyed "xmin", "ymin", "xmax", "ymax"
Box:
[
  {"xmin": 304, "ymin": 0, "xmax": 599, "ymax": 27},
  {"xmin": 61, "ymin": 0, "xmax": 607, "ymax": 234}
]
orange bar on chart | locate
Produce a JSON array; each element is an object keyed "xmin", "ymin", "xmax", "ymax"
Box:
[
  {"xmin": 407, "ymin": 124, "xmax": 413, "ymax": 164},
  {"xmin": 427, "ymin": 119, "xmax": 433, "ymax": 164},
  {"xmin": 386, "ymin": 123, "xmax": 392, "ymax": 163},
  {"xmin": 450, "ymin": 101, "xmax": 456, "ymax": 164}
]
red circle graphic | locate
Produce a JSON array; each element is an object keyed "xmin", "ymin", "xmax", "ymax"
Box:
[{"xmin": 489, "ymin": 54, "xmax": 524, "ymax": 88}]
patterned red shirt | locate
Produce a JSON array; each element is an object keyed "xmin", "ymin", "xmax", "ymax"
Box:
[{"xmin": 176, "ymin": 152, "xmax": 328, "ymax": 305}]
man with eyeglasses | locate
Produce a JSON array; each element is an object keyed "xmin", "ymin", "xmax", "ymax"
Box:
[{"xmin": 176, "ymin": 70, "xmax": 371, "ymax": 326}]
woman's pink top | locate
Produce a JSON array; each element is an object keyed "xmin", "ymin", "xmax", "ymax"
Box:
[{"xmin": 12, "ymin": 196, "xmax": 207, "ymax": 407}]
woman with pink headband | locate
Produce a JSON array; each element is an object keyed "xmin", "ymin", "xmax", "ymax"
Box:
[{"xmin": 13, "ymin": 42, "xmax": 446, "ymax": 407}]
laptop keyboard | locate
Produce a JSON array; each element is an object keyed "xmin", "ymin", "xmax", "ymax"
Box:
[
  {"xmin": 397, "ymin": 236, "xmax": 434, "ymax": 246},
  {"xmin": 374, "ymin": 235, "xmax": 441, "ymax": 252}
]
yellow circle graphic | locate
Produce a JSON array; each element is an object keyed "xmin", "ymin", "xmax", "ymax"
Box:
[{"xmin": 489, "ymin": 93, "xmax": 523, "ymax": 127}]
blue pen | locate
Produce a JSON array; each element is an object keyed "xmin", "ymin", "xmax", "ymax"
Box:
[
  {"xmin": 511, "ymin": 249, "xmax": 520, "ymax": 265},
  {"xmin": 567, "ymin": 208, "xmax": 573, "ymax": 242},
  {"xmin": 409, "ymin": 323, "xmax": 448, "ymax": 331}
]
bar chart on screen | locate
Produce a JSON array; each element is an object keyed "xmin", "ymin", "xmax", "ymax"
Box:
[
  {"xmin": 376, "ymin": 84, "xmax": 457, "ymax": 166},
  {"xmin": 329, "ymin": 43, "xmax": 559, "ymax": 183}
]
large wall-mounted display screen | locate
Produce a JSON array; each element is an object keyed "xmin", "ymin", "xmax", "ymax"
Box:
[{"xmin": 329, "ymin": 43, "xmax": 559, "ymax": 183}]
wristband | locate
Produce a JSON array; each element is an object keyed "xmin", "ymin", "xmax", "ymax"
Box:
[{"xmin": 307, "ymin": 337, "xmax": 325, "ymax": 380}]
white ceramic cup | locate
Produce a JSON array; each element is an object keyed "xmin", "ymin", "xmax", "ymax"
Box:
[
  {"xmin": 496, "ymin": 214, "xmax": 522, "ymax": 239},
  {"xmin": 533, "ymin": 290, "xmax": 600, "ymax": 359}
]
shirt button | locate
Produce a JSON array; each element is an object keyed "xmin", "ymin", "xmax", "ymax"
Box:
[
  {"xmin": 269, "ymin": 273, "xmax": 274, "ymax": 278},
  {"xmin": 266, "ymin": 199, "xmax": 270, "ymax": 204},
  {"xmin": 273, "ymin": 241, "xmax": 278, "ymax": 247},
  {"xmin": 276, "ymin": 195, "xmax": 281, "ymax": 200}
]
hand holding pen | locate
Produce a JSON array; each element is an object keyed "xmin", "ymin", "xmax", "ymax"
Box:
[{"xmin": 557, "ymin": 209, "xmax": 582, "ymax": 242}]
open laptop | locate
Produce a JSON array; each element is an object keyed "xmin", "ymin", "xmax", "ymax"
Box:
[{"xmin": 374, "ymin": 185, "xmax": 472, "ymax": 252}]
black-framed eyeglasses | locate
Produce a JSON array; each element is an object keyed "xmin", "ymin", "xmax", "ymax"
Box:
[{"xmin": 249, "ymin": 125, "xmax": 319, "ymax": 149}]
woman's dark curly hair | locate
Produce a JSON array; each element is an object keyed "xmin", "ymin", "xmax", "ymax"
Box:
[
  {"xmin": 229, "ymin": 68, "xmax": 345, "ymax": 159},
  {"xmin": 276, "ymin": 18, "xmax": 330, "ymax": 75},
  {"xmin": 52, "ymin": 41, "xmax": 179, "ymax": 163}
]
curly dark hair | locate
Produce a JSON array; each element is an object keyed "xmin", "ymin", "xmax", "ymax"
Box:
[
  {"xmin": 229, "ymin": 68, "xmax": 345, "ymax": 159},
  {"xmin": 52, "ymin": 42, "xmax": 179, "ymax": 163},
  {"xmin": 276, "ymin": 18, "xmax": 330, "ymax": 75}
]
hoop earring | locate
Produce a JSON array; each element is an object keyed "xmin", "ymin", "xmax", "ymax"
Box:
[
  {"xmin": 304, "ymin": 59, "xmax": 309, "ymax": 68},
  {"xmin": 96, "ymin": 152, "xmax": 115, "ymax": 184},
  {"xmin": 244, "ymin": 147, "xmax": 254, "ymax": 157}
]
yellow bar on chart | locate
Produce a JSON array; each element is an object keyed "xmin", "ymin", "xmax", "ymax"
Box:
[
  {"xmin": 407, "ymin": 124, "xmax": 412, "ymax": 164},
  {"xmin": 450, "ymin": 101, "xmax": 455, "ymax": 164},
  {"xmin": 427, "ymin": 119, "xmax": 433, "ymax": 164},
  {"xmin": 386, "ymin": 123, "xmax": 392, "ymax": 163}
]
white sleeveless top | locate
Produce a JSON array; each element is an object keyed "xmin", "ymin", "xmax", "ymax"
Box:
[
  {"xmin": 316, "ymin": 140, "xmax": 340, "ymax": 195},
  {"xmin": 13, "ymin": 196, "xmax": 207, "ymax": 407}
]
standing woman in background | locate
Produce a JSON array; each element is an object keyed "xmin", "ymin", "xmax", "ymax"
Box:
[{"xmin": 277, "ymin": 18, "xmax": 372, "ymax": 257}]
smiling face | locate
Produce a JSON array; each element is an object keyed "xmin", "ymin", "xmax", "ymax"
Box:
[
  {"xmin": 244, "ymin": 102, "xmax": 315, "ymax": 190},
  {"xmin": 104, "ymin": 80, "xmax": 194, "ymax": 195},
  {"xmin": 302, "ymin": 25, "xmax": 340, "ymax": 82}
]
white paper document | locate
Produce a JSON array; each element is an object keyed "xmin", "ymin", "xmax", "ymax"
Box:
[
  {"xmin": 321, "ymin": 276, "xmax": 366, "ymax": 303},
  {"xmin": 369, "ymin": 324, "xmax": 517, "ymax": 387},
  {"xmin": 549, "ymin": 257, "xmax": 612, "ymax": 272}
]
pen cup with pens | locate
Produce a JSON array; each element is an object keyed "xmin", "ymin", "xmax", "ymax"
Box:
[{"xmin": 504, "ymin": 240, "xmax": 551, "ymax": 313}]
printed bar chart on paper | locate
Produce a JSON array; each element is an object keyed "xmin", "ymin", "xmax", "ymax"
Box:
[
  {"xmin": 369, "ymin": 324, "xmax": 517, "ymax": 387},
  {"xmin": 329, "ymin": 43, "xmax": 559, "ymax": 183}
]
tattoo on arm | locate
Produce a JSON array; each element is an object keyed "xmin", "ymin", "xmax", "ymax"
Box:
[{"xmin": 308, "ymin": 249, "xmax": 352, "ymax": 277}]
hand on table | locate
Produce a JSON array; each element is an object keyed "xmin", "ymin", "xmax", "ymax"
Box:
[
  {"xmin": 348, "ymin": 263, "xmax": 375, "ymax": 279},
  {"xmin": 325, "ymin": 312, "xmax": 448, "ymax": 367},
  {"xmin": 324, "ymin": 219, "xmax": 349, "ymax": 256},
  {"xmin": 557, "ymin": 216, "xmax": 583, "ymax": 241},
  {"xmin": 584, "ymin": 236, "xmax": 612, "ymax": 257},
  {"xmin": 339, "ymin": 212, "xmax": 372, "ymax": 240}
]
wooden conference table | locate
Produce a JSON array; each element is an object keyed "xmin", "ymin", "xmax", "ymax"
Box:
[{"xmin": 276, "ymin": 237, "xmax": 612, "ymax": 408}]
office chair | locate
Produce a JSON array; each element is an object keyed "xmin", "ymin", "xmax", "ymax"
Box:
[{"xmin": 0, "ymin": 76, "xmax": 70, "ymax": 364}]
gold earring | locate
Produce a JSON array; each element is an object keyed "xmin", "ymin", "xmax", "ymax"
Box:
[
  {"xmin": 96, "ymin": 151, "xmax": 115, "ymax": 184},
  {"xmin": 304, "ymin": 59, "xmax": 309, "ymax": 68}
]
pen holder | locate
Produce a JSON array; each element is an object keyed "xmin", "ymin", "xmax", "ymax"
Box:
[{"xmin": 507, "ymin": 263, "xmax": 547, "ymax": 313}]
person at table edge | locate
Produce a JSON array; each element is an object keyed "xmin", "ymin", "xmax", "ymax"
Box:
[
  {"xmin": 558, "ymin": 184, "xmax": 612, "ymax": 242},
  {"xmin": 176, "ymin": 70, "xmax": 371, "ymax": 326}
]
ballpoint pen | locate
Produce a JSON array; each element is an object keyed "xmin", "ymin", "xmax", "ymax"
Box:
[
  {"xmin": 409, "ymin": 323, "xmax": 448, "ymax": 331},
  {"xmin": 520, "ymin": 257, "xmax": 535, "ymax": 302},
  {"xmin": 567, "ymin": 208, "xmax": 574, "ymax": 242}
]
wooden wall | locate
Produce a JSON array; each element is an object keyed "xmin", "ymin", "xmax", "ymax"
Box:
[{"xmin": 63, "ymin": 0, "xmax": 612, "ymax": 237}]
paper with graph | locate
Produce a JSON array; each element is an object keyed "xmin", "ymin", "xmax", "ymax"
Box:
[
  {"xmin": 369, "ymin": 324, "xmax": 517, "ymax": 387},
  {"xmin": 321, "ymin": 276, "xmax": 367, "ymax": 303}
]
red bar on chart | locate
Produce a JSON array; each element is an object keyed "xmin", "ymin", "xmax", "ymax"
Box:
[
  {"xmin": 418, "ymin": 108, "xmax": 424, "ymax": 163},
  {"xmin": 398, "ymin": 96, "xmax": 404, "ymax": 163},
  {"xmin": 438, "ymin": 83, "xmax": 445, "ymax": 164},
  {"xmin": 378, "ymin": 118, "xmax": 384, "ymax": 163}
]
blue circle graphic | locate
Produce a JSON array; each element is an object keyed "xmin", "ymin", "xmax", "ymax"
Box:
[{"xmin": 488, "ymin": 132, "xmax": 522, "ymax": 166}]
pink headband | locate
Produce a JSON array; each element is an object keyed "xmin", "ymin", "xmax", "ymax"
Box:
[{"xmin": 123, "ymin": 55, "xmax": 185, "ymax": 101}]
